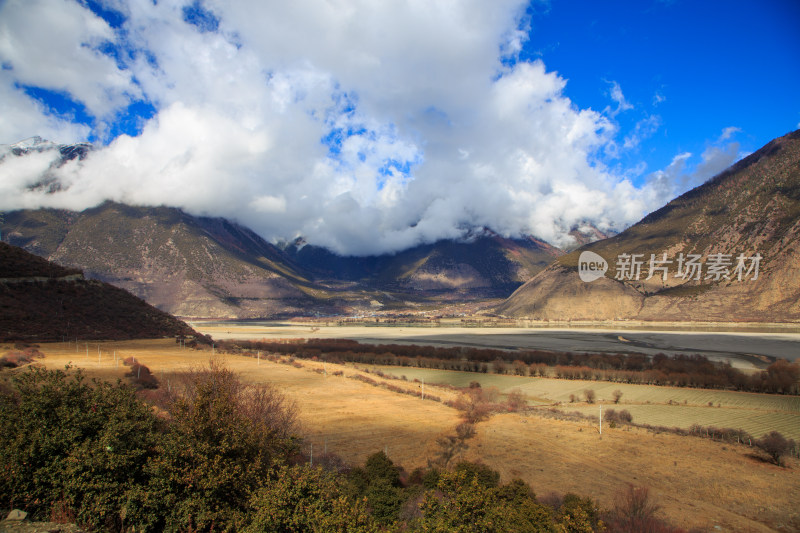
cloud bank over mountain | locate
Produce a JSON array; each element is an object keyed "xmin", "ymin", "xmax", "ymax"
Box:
[{"xmin": 0, "ymin": 0, "xmax": 742, "ymax": 255}]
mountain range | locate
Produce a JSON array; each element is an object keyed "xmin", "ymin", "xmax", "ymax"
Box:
[
  {"xmin": 2, "ymin": 201, "xmax": 565, "ymax": 318},
  {"xmin": 498, "ymin": 129, "xmax": 800, "ymax": 322}
]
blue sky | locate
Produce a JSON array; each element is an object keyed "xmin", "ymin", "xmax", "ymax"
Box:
[
  {"xmin": 0, "ymin": 0, "xmax": 798, "ymax": 255},
  {"xmin": 521, "ymin": 0, "xmax": 799, "ymax": 180}
]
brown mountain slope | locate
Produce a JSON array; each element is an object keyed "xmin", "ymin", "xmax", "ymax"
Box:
[
  {"xmin": 0, "ymin": 242, "xmax": 198, "ymax": 341},
  {"xmin": 4, "ymin": 204, "xmax": 565, "ymax": 317},
  {"xmin": 497, "ymin": 129, "xmax": 800, "ymax": 322},
  {"xmin": 4, "ymin": 202, "xmax": 320, "ymax": 318}
]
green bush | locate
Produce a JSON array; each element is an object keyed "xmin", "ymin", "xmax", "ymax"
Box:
[
  {"xmin": 418, "ymin": 470, "xmax": 557, "ymax": 532},
  {"xmin": 0, "ymin": 366, "xmax": 161, "ymax": 530},
  {"xmin": 244, "ymin": 465, "xmax": 379, "ymax": 533},
  {"xmin": 364, "ymin": 451, "xmax": 401, "ymax": 486},
  {"xmin": 454, "ymin": 461, "xmax": 500, "ymax": 488},
  {"xmin": 557, "ymin": 493, "xmax": 603, "ymax": 533},
  {"xmin": 133, "ymin": 361, "xmax": 300, "ymax": 532}
]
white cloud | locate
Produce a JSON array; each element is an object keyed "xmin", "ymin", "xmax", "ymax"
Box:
[
  {"xmin": 604, "ymin": 80, "xmax": 634, "ymax": 118},
  {"xmin": 0, "ymin": 0, "xmax": 740, "ymax": 255},
  {"xmin": 0, "ymin": 78, "xmax": 92, "ymax": 143},
  {"xmin": 0, "ymin": 0, "xmax": 139, "ymax": 122},
  {"xmin": 644, "ymin": 128, "xmax": 742, "ymax": 205},
  {"xmin": 719, "ymin": 126, "xmax": 741, "ymax": 141},
  {"xmin": 623, "ymin": 115, "xmax": 661, "ymax": 149}
]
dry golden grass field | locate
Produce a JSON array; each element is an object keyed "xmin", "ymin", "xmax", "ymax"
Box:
[{"xmin": 3, "ymin": 339, "xmax": 799, "ymax": 533}]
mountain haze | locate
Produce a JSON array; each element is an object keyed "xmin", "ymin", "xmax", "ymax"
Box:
[
  {"xmin": 498, "ymin": 130, "xmax": 800, "ymax": 322},
  {"xmin": 286, "ymin": 232, "xmax": 561, "ymax": 297}
]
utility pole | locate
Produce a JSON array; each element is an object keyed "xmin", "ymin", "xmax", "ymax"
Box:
[
  {"xmin": 421, "ymin": 377, "xmax": 425, "ymax": 400},
  {"xmin": 599, "ymin": 405, "xmax": 602, "ymax": 438}
]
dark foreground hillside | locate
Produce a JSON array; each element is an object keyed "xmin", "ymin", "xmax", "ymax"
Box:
[{"xmin": 0, "ymin": 242, "xmax": 197, "ymax": 342}]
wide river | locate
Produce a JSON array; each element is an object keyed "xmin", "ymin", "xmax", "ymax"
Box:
[{"xmin": 191, "ymin": 321, "xmax": 800, "ymax": 370}]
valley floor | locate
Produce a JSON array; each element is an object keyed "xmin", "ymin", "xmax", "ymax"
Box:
[
  {"xmin": 192, "ymin": 321, "xmax": 800, "ymax": 368},
  {"xmin": 5, "ymin": 338, "xmax": 798, "ymax": 532}
]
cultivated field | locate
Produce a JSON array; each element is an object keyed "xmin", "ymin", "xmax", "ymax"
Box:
[
  {"xmin": 4, "ymin": 339, "xmax": 799, "ymax": 532},
  {"xmin": 359, "ymin": 366, "xmax": 800, "ymax": 440}
]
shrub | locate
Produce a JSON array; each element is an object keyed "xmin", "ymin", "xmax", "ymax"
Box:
[
  {"xmin": 756, "ymin": 431, "xmax": 794, "ymax": 466},
  {"xmin": 417, "ymin": 470, "xmax": 502, "ymax": 531},
  {"xmin": 604, "ymin": 484, "xmax": 684, "ymax": 532},
  {"xmin": 134, "ymin": 361, "xmax": 299, "ymax": 531},
  {"xmin": 0, "ymin": 366, "xmax": 161, "ymax": 530},
  {"xmin": 605, "ymin": 408, "xmax": 633, "ymax": 425},
  {"xmin": 244, "ymin": 465, "xmax": 378, "ymax": 533},
  {"xmin": 0, "ymin": 348, "xmax": 41, "ymax": 368},
  {"xmin": 454, "ymin": 461, "xmax": 500, "ymax": 488},
  {"xmin": 557, "ymin": 493, "xmax": 603, "ymax": 532},
  {"xmin": 505, "ymin": 389, "xmax": 526, "ymax": 412},
  {"xmin": 418, "ymin": 470, "xmax": 555, "ymax": 532},
  {"xmin": 125, "ymin": 362, "xmax": 159, "ymax": 389},
  {"xmin": 613, "ymin": 390, "xmax": 623, "ymax": 404},
  {"xmin": 584, "ymin": 389, "xmax": 596, "ymax": 404}
]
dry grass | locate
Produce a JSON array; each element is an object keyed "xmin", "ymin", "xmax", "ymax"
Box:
[
  {"xmin": 8, "ymin": 339, "xmax": 799, "ymax": 533},
  {"xmin": 467, "ymin": 413, "xmax": 799, "ymax": 532},
  {"xmin": 8, "ymin": 340, "xmax": 461, "ymax": 470}
]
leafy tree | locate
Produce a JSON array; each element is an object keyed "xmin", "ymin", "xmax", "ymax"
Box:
[
  {"xmin": 454, "ymin": 461, "xmax": 500, "ymax": 488},
  {"xmin": 0, "ymin": 366, "xmax": 161, "ymax": 531},
  {"xmin": 345, "ymin": 466, "xmax": 371, "ymax": 497},
  {"xmin": 365, "ymin": 481, "xmax": 405, "ymax": 525},
  {"xmin": 134, "ymin": 361, "xmax": 299, "ymax": 531},
  {"xmin": 244, "ymin": 465, "xmax": 378, "ymax": 533},
  {"xmin": 418, "ymin": 470, "xmax": 503, "ymax": 532},
  {"xmin": 359, "ymin": 451, "xmax": 405, "ymax": 525},
  {"xmin": 418, "ymin": 470, "xmax": 558, "ymax": 532},
  {"xmin": 364, "ymin": 451, "xmax": 401, "ymax": 486},
  {"xmin": 556, "ymin": 493, "xmax": 602, "ymax": 533}
]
